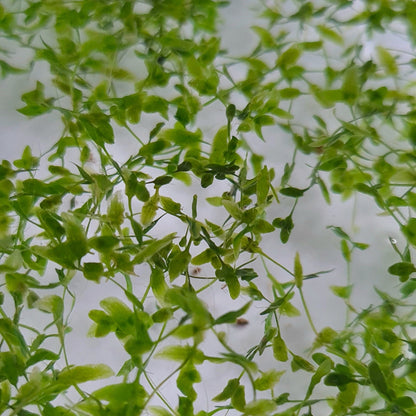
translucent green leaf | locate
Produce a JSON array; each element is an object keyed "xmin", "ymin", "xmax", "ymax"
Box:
[
  {"xmin": 341, "ymin": 239, "xmax": 351, "ymax": 262},
  {"xmin": 133, "ymin": 233, "xmax": 176, "ymax": 264},
  {"xmin": 164, "ymin": 286, "xmax": 212, "ymax": 328},
  {"xmin": 161, "ymin": 126, "xmax": 202, "ymax": 148},
  {"xmin": 377, "ymin": 46, "xmax": 398, "ymax": 75},
  {"xmin": 252, "ymin": 26, "xmax": 275, "ymax": 47},
  {"xmin": 342, "ymin": 66, "xmax": 359, "ymax": 103},
  {"xmin": 256, "ymin": 166, "xmax": 269, "ymax": 206},
  {"xmin": 330, "ymin": 285, "xmax": 353, "ymax": 299},
  {"xmin": 254, "ymin": 370, "xmax": 285, "ymax": 391},
  {"xmin": 88, "ymin": 236, "xmax": 119, "ymax": 253},
  {"xmin": 107, "ymin": 195, "xmax": 124, "ymax": 227},
  {"xmin": 155, "ymin": 345, "xmax": 205, "ymax": 364},
  {"xmin": 210, "ymin": 126, "xmax": 227, "ymax": 164},
  {"xmin": 276, "ymin": 46, "xmax": 301, "ymax": 68},
  {"xmin": 294, "ymin": 252, "xmax": 303, "ymax": 288},
  {"xmin": 401, "ymin": 218, "xmax": 416, "ymax": 246},
  {"xmin": 83, "ymin": 262, "xmax": 104, "ymax": 282},
  {"xmin": 148, "ymin": 406, "xmax": 174, "ymax": 416},
  {"xmin": 243, "ymin": 399, "xmax": 277, "ymax": 415},
  {"xmin": 212, "ymin": 378, "xmax": 239, "ymax": 401},
  {"xmin": 273, "ymin": 334, "xmax": 288, "ymax": 362},
  {"xmin": 169, "ymin": 250, "xmax": 191, "ymax": 281},
  {"xmin": 222, "ymin": 199, "xmax": 243, "ymax": 220},
  {"xmin": 160, "ymin": 196, "xmax": 182, "ymax": 215},
  {"xmin": 14, "ymin": 145, "xmax": 39, "ymax": 170},
  {"xmin": 26, "ymin": 349, "xmax": 60, "ymax": 367},
  {"xmin": 278, "ymin": 88, "xmax": 301, "ymax": 99},
  {"xmin": 231, "ymin": 384, "xmax": 246, "ymax": 411},
  {"xmin": 206, "ymin": 196, "xmax": 222, "ymax": 207},
  {"xmin": 143, "ymin": 95, "xmax": 169, "ymax": 118},
  {"xmin": 151, "ymin": 267, "xmax": 168, "ymax": 305},
  {"xmin": 139, "ymin": 140, "xmax": 169, "ymax": 157},
  {"xmin": 34, "ymin": 295, "xmax": 63, "ymax": 321},
  {"xmin": 57, "ymin": 364, "xmax": 113, "ymax": 386},
  {"xmin": 177, "ymin": 362, "xmax": 200, "ymax": 401},
  {"xmin": 17, "ymin": 81, "xmax": 54, "ymax": 117},
  {"xmin": 291, "ymin": 355, "xmax": 315, "ymax": 372},
  {"xmin": 0, "ymin": 352, "xmax": 25, "ymax": 385},
  {"xmin": 141, "ymin": 192, "xmax": 160, "ymax": 226},
  {"xmin": 317, "ymin": 25, "xmax": 343, "ymax": 44},
  {"xmin": 191, "ymin": 248, "xmax": 214, "ymax": 265},
  {"xmin": 305, "ymin": 358, "xmax": 332, "ymax": 399},
  {"xmin": 94, "ymin": 382, "xmax": 147, "ymax": 406},
  {"xmin": 311, "ymin": 86, "xmax": 344, "ymax": 108}
]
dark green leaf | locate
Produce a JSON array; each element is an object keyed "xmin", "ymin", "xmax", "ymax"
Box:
[
  {"xmin": 215, "ymin": 302, "xmax": 251, "ymax": 325},
  {"xmin": 280, "ymin": 187, "xmax": 306, "ymax": 198}
]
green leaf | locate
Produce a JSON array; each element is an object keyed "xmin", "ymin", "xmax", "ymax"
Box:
[
  {"xmin": 254, "ymin": 370, "xmax": 285, "ymax": 391},
  {"xmin": 388, "ymin": 262, "xmax": 416, "ymax": 281},
  {"xmin": 155, "ymin": 345, "xmax": 205, "ymax": 364},
  {"xmin": 222, "ymin": 199, "xmax": 243, "ymax": 220},
  {"xmin": 252, "ymin": 26, "xmax": 275, "ymax": 47},
  {"xmin": 272, "ymin": 215, "xmax": 294, "ymax": 243},
  {"xmin": 169, "ymin": 250, "xmax": 191, "ymax": 281},
  {"xmin": 280, "ymin": 187, "xmax": 306, "ymax": 198},
  {"xmin": 231, "ymin": 384, "xmax": 246, "ymax": 411},
  {"xmin": 143, "ymin": 95, "xmax": 169, "ymax": 118},
  {"xmin": 215, "ymin": 302, "xmax": 251, "ymax": 325},
  {"xmin": 177, "ymin": 362, "xmax": 200, "ymax": 401},
  {"xmin": 160, "ymin": 196, "xmax": 182, "ymax": 215},
  {"xmin": 402, "ymin": 218, "xmax": 416, "ymax": 247},
  {"xmin": 0, "ymin": 352, "xmax": 25, "ymax": 385},
  {"xmin": 17, "ymin": 81, "xmax": 54, "ymax": 117},
  {"xmin": 278, "ymin": 87, "xmax": 301, "ymax": 99},
  {"xmin": 83, "ymin": 262, "xmax": 104, "ymax": 282},
  {"xmin": 161, "ymin": 125, "xmax": 202, "ymax": 147},
  {"xmin": 26, "ymin": 349, "xmax": 60, "ymax": 367},
  {"xmin": 368, "ymin": 361, "xmax": 390, "ymax": 399},
  {"xmin": 276, "ymin": 46, "xmax": 301, "ymax": 68},
  {"xmin": 148, "ymin": 406, "xmax": 174, "ymax": 416},
  {"xmin": 212, "ymin": 378, "xmax": 239, "ymax": 401},
  {"xmin": 165, "ymin": 286, "xmax": 212, "ymax": 328},
  {"xmin": 256, "ymin": 166, "xmax": 269, "ymax": 206},
  {"xmin": 151, "ymin": 267, "xmax": 168, "ymax": 305},
  {"xmin": 317, "ymin": 25, "xmax": 343, "ymax": 44},
  {"xmin": 57, "ymin": 364, "xmax": 113, "ymax": 386},
  {"xmin": 291, "ymin": 355, "xmax": 315, "ymax": 372},
  {"xmin": 243, "ymin": 399, "xmax": 277, "ymax": 415},
  {"xmin": 133, "ymin": 233, "xmax": 176, "ymax": 264},
  {"xmin": 88, "ymin": 236, "xmax": 119, "ymax": 253},
  {"xmin": 377, "ymin": 46, "xmax": 398, "ymax": 75},
  {"xmin": 210, "ymin": 126, "xmax": 227, "ymax": 164},
  {"xmin": 141, "ymin": 192, "xmax": 160, "ymax": 226},
  {"xmin": 330, "ymin": 285, "xmax": 353, "ymax": 299},
  {"xmin": 215, "ymin": 264, "xmax": 240, "ymax": 299},
  {"xmin": 99, "ymin": 297, "xmax": 132, "ymax": 325},
  {"xmin": 107, "ymin": 194, "xmax": 124, "ymax": 227},
  {"xmin": 273, "ymin": 334, "xmax": 288, "ymax": 362},
  {"xmin": 294, "ymin": 252, "xmax": 303, "ymax": 289},
  {"xmin": 93, "ymin": 382, "xmax": 147, "ymax": 407},
  {"xmin": 34, "ymin": 295, "xmax": 63, "ymax": 321},
  {"xmin": 305, "ymin": 358, "xmax": 332, "ymax": 399}
]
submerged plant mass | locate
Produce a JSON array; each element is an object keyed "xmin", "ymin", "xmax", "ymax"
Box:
[{"xmin": 1, "ymin": 0, "xmax": 416, "ymax": 415}]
